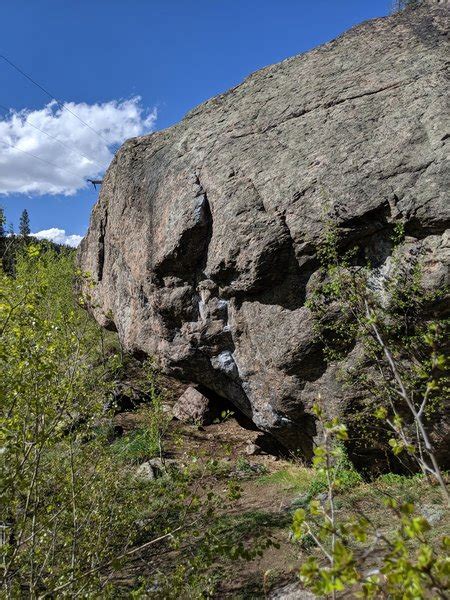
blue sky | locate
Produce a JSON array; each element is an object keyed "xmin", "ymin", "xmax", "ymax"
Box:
[{"xmin": 1, "ymin": 0, "xmax": 392, "ymax": 245}]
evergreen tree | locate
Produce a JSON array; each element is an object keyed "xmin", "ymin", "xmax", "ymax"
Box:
[
  {"xmin": 19, "ymin": 209, "xmax": 31, "ymax": 237},
  {"xmin": 0, "ymin": 207, "xmax": 5, "ymax": 238},
  {"xmin": 8, "ymin": 222, "xmax": 15, "ymax": 237}
]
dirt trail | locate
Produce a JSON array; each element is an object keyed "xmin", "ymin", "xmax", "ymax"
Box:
[{"xmin": 114, "ymin": 406, "xmax": 307, "ymax": 597}]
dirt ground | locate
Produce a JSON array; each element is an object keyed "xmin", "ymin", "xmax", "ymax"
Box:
[
  {"xmin": 112, "ymin": 384, "xmax": 449, "ymax": 599},
  {"xmin": 114, "ymin": 402, "xmax": 309, "ymax": 597}
]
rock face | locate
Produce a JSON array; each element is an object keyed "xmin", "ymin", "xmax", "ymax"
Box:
[{"xmin": 79, "ymin": 1, "xmax": 449, "ymax": 461}]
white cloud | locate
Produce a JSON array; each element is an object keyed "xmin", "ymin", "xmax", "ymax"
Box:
[
  {"xmin": 32, "ymin": 228, "xmax": 83, "ymax": 248},
  {"xmin": 0, "ymin": 97, "xmax": 156, "ymax": 195}
]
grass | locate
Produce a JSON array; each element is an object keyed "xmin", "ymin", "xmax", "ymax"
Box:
[
  {"xmin": 217, "ymin": 510, "xmax": 292, "ymax": 539},
  {"xmin": 256, "ymin": 466, "xmax": 314, "ymax": 495},
  {"xmin": 255, "ymin": 448, "xmax": 363, "ymax": 500},
  {"xmin": 332, "ymin": 471, "xmax": 449, "ymax": 543},
  {"xmin": 340, "ymin": 472, "xmax": 440, "ymax": 508},
  {"xmin": 110, "ymin": 428, "xmax": 160, "ymax": 463},
  {"xmin": 110, "ymin": 400, "xmax": 172, "ymax": 464},
  {"xmin": 307, "ymin": 464, "xmax": 363, "ymax": 498}
]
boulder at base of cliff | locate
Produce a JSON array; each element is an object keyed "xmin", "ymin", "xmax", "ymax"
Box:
[{"xmin": 172, "ymin": 387, "xmax": 214, "ymax": 425}]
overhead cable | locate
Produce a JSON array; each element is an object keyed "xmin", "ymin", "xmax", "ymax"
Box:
[
  {"xmin": 0, "ymin": 139, "xmax": 83, "ymax": 180},
  {"xmin": 0, "ymin": 103, "xmax": 106, "ymax": 170},
  {"xmin": 1, "ymin": 54, "xmax": 111, "ymax": 145}
]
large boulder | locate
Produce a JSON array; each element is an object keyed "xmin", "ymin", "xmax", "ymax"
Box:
[{"xmin": 78, "ymin": 1, "xmax": 449, "ymax": 461}]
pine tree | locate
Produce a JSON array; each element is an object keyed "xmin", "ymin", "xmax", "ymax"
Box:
[
  {"xmin": 0, "ymin": 207, "xmax": 5, "ymax": 238},
  {"xmin": 19, "ymin": 209, "xmax": 31, "ymax": 237}
]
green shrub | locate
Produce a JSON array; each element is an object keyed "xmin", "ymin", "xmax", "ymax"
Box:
[
  {"xmin": 292, "ymin": 407, "xmax": 449, "ymax": 599},
  {"xmin": 308, "ymin": 220, "xmax": 449, "ymax": 480},
  {"xmin": 111, "ymin": 380, "xmax": 172, "ymax": 464},
  {"xmin": 1, "ymin": 245, "xmax": 150, "ymax": 595},
  {"xmin": 0, "ymin": 244, "xmax": 246, "ymax": 597},
  {"xmin": 291, "ymin": 219, "xmax": 449, "ymax": 598},
  {"xmin": 111, "ymin": 428, "xmax": 161, "ymax": 462},
  {"xmin": 307, "ymin": 444, "xmax": 363, "ymax": 498}
]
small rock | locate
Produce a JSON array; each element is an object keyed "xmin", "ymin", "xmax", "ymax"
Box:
[
  {"xmin": 148, "ymin": 457, "xmax": 178, "ymax": 471},
  {"xmin": 136, "ymin": 457, "xmax": 179, "ymax": 481},
  {"xmin": 290, "ymin": 495, "xmax": 309, "ymax": 509},
  {"xmin": 420, "ymin": 504, "xmax": 445, "ymax": 525},
  {"xmin": 135, "ymin": 462, "xmax": 156, "ymax": 481},
  {"xmin": 269, "ymin": 581, "xmax": 317, "ymax": 599},
  {"xmin": 245, "ymin": 443, "xmax": 260, "ymax": 456},
  {"xmin": 316, "ymin": 492, "xmax": 328, "ymax": 504},
  {"xmin": 262, "ymin": 454, "xmax": 279, "ymax": 461},
  {"xmin": 233, "ymin": 462, "xmax": 266, "ymax": 479},
  {"xmin": 172, "ymin": 387, "xmax": 213, "ymax": 425}
]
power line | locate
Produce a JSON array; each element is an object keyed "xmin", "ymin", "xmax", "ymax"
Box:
[
  {"xmin": 0, "ymin": 139, "xmax": 84, "ymax": 180},
  {"xmin": 0, "ymin": 103, "xmax": 107, "ymax": 170},
  {"xmin": 1, "ymin": 54, "xmax": 111, "ymax": 146}
]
